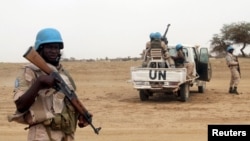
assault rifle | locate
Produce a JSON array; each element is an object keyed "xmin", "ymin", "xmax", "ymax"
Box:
[
  {"xmin": 161, "ymin": 24, "xmax": 171, "ymax": 45},
  {"xmin": 235, "ymin": 56, "xmax": 241, "ymax": 78},
  {"xmin": 23, "ymin": 46, "xmax": 101, "ymax": 135}
]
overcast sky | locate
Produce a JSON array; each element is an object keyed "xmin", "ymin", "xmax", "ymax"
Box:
[{"xmin": 1, "ymin": 0, "xmax": 249, "ymax": 62}]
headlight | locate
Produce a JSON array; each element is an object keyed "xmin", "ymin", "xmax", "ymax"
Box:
[
  {"xmin": 164, "ymin": 81, "xmax": 179, "ymax": 86},
  {"xmin": 164, "ymin": 82, "xmax": 169, "ymax": 85},
  {"xmin": 168, "ymin": 82, "xmax": 179, "ymax": 86}
]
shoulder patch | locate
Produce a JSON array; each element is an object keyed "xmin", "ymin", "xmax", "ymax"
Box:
[{"xmin": 15, "ymin": 78, "xmax": 19, "ymax": 88}]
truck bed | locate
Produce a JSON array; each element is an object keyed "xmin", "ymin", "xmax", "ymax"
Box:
[{"xmin": 130, "ymin": 66, "xmax": 187, "ymax": 89}]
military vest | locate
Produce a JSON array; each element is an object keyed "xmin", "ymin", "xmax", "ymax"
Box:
[
  {"xmin": 9, "ymin": 63, "xmax": 78, "ymax": 134},
  {"xmin": 150, "ymin": 39, "xmax": 162, "ymax": 49}
]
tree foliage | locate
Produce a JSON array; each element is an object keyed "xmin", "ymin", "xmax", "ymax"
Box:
[
  {"xmin": 210, "ymin": 34, "xmax": 227, "ymax": 56},
  {"xmin": 210, "ymin": 21, "xmax": 250, "ymax": 57}
]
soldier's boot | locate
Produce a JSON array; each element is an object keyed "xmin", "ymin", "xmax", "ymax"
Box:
[
  {"xmin": 233, "ymin": 87, "xmax": 239, "ymax": 95},
  {"xmin": 229, "ymin": 87, "xmax": 234, "ymax": 93}
]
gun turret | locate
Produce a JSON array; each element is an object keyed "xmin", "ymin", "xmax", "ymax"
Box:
[{"xmin": 161, "ymin": 24, "xmax": 171, "ymax": 45}]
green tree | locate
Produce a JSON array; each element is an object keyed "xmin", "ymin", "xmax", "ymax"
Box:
[
  {"xmin": 210, "ymin": 34, "xmax": 227, "ymax": 56},
  {"xmin": 210, "ymin": 21, "xmax": 250, "ymax": 56}
]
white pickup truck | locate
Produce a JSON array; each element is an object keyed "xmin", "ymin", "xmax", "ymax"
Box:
[{"xmin": 130, "ymin": 45, "xmax": 212, "ymax": 102}]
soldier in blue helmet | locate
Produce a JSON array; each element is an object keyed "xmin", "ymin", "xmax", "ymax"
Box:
[
  {"xmin": 151, "ymin": 32, "xmax": 167, "ymax": 50},
  {"xmin": 142, "ymin": 32, "xmax": 174, "ymax": 67},
  {"xmin": 34, "ymin": 28, "xmax": 64, "ymax": 66},
  {"xmin": 145, "ymin": 32, "xmax": 155, "ymax": 49},
  {"xmin": 153, "ymin": 32, "xmax": 175, "ymax": 67},
  {"xmin": 171, "ymin": 44, "xmax": 195, "ymax": 79},
  {"xmin": 8, "ymin": 28, "xmax": 91, "ymax": 141},
  {"xmin": 225, "ymin": 45, "xmax": 240, "ymax": 94},
  {"xmin": 142, "ymin": 32, "xmax": 156, "ymax": 67}
]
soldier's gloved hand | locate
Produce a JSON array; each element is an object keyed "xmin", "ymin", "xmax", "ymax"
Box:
[{"xmin": 37, "ymin": 75, "xmax": 56, "ymax": 88}]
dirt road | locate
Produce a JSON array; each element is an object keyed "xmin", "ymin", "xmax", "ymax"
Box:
[{"xmin": 0, "ymin": 58, "xmax": 249, "ymax": 141}]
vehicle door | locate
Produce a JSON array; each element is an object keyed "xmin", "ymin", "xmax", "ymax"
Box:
[{"xmin": 196, "ymin": 48, "xmax": 212, "ymax": 81}]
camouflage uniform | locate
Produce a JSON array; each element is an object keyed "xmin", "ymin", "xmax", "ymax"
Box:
[
  {"xmin": 146, "ymin": 41, "xmax": 151, "ymax": 50},
  {"xmin": 8, "ymin": 63, "xmax": 77, "ymax": 141},
  {"xmin": 142, "ymin": 40, "xmax": 175, "ymax": 67},
  {"xmin": 161, "ymin": 41, "xmax": 175, "ymax": 67},
  {"xmin": 225, "ymin": 52, "xmax": 240, "ymax": 94},
  {"xmin": 172, "ymin": 50, "xmax": 194, "ymax": 79}
]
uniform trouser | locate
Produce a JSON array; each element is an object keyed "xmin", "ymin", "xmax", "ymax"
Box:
[
  {"xmin": 184, "ymin": 62, "xmax": 194, "ymax": 79},
  {"xmin": 229, "ymin": 67, "xmax": 240, "ymax": 87},
  {"xmin": 27, "ymin": 124, "xmax": 74, "ymax": 141},
  {"xmin": 164, "ymin": 52, "xmax": 175, "ymax": 67}
]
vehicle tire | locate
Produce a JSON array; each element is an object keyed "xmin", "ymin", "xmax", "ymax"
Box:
[
  {"xmin": 198, "ymin": 86, "xmax": 203, "ymax": 93},
  {"xmin": 179, "ymin": 83, "xmax": 190, "ymax": 102},
  {"xmin": 139, "ymin": 90, "xmax": 149, "ymax": 101},
  {"xmin": 198, "ymin": 81, "xmax": 206, "ymax": 93}
]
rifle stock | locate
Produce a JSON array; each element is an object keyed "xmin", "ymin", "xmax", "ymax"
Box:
[
  {"xmin": 23, "ymin": 47, "xmax": 53, "ymax": 74},
  {"xmin": 23, "ymin": 46, "xmax": 101, "ymax": 134},
  {"xmin": 235, "ymin": 56, "xmax": 241, "ymax": 78}
]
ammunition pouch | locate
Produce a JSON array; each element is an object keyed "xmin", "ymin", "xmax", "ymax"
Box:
[
  {"xmin": 43, "ymin": 99, "xmax": 78, "ymax": 135},
  {"xmin": 52, "ymin": 113, "xmax": 70, "ymax": 131}
]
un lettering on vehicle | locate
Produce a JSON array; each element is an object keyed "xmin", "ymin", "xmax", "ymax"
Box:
[{"xmin": 149, "ymin": 70, "xmax": 166, "ymax": 80}]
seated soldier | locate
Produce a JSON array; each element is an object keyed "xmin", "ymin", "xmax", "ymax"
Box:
[
  {"xmin": 153, "ymin": 32, "xmax": 175, "ymax": 67},
  {"xmin": 142, "ymin": 32, "xmax": 155, "ymax": 67},
  {"xmin": 171, "ymin": 44, "xmax": 195, "ymax": 79},
  {"xmin": 143, "ymin": 32, "xmax": 175, "ymax": 68}
]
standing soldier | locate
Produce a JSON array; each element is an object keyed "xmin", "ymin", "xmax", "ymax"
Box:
[
  {"xmin": 8, "ymin": 28, "xmax": 92, "ymax": 141},
  {"xmin": 225, "ymin": 46, "xmax": 240, "ymax": 94}
]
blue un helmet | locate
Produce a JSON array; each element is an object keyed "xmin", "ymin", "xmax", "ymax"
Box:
[
  {"xmin": 154, "ymin": 32, "xmax": 162, "ymax": 39},
  {"xmin": 149, "ymin": 32, "xmax": 155, "ymax": 40},
  {"xmin": 176, "ymin": 44, "xmax": 183, "ymax": 50},
  {"xmin": 227, "ymin": 46, "xmax": 234, "ymax": 52},
  {"xmin": 34, "ymin": 28, "xmax": 64, "ymax": 50}
]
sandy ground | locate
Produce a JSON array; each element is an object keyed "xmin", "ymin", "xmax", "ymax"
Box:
[{"xmin": 0, "ymin": 58, "xmax": 250, "ymax": 141}]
